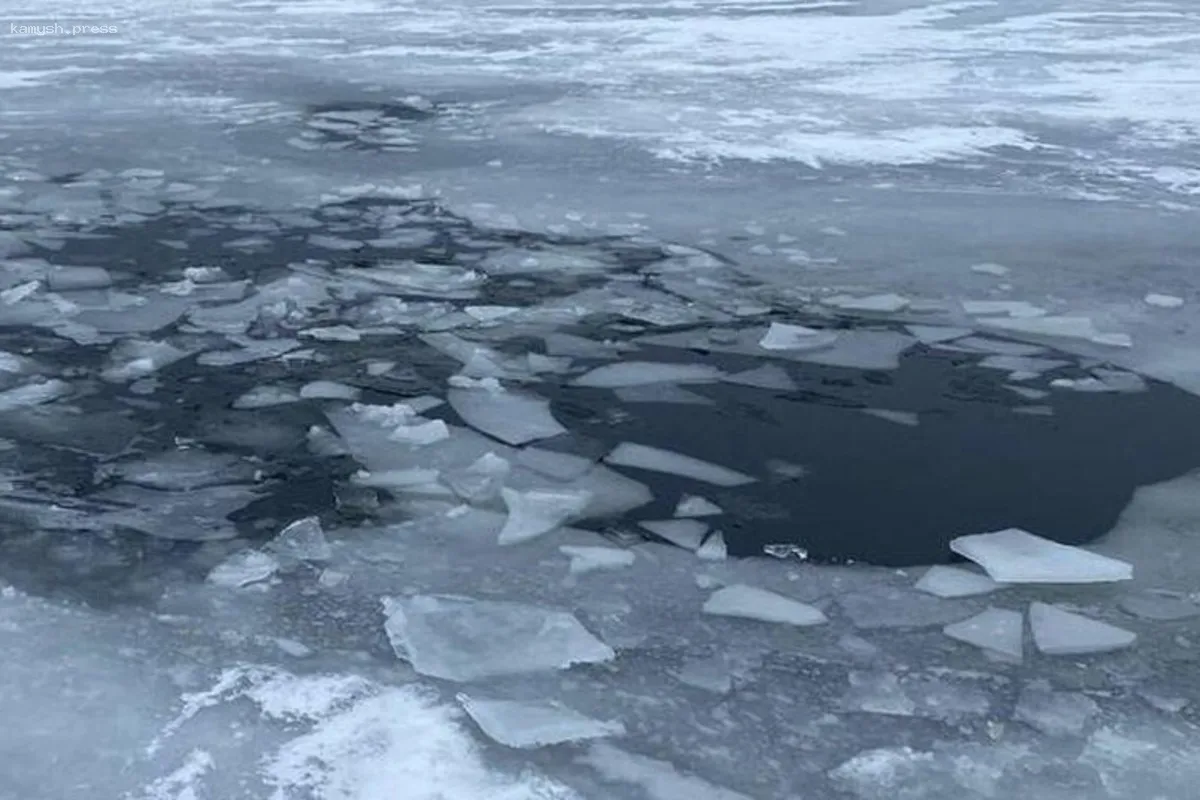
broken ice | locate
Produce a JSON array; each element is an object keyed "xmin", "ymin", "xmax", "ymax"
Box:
[
  {"xmin": 943, "ymin": 607, "xmax": 1024, "ymax": 660},
  {"xmin": 1029, "ymin": 602, "xmax": 1137, "ymax": 655},
  {"xmin": 702, "ymin": 585, "xmax": 827, "ymax": 626},
  {"xmin": 497, "ymin": 487, "xmax": 592, "ymax": 545},
  {"xmin": 950, "ymin": 528, "xmax": 1133, "ymax": 584},
  {"xmin": 456, "ymin": 695, "xmax": 624, "ymax": 748},
  {"xmin": 605, "ymin": 442, "xmax": 756, "ymax": 487}
]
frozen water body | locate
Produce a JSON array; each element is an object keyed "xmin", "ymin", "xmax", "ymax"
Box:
[
  {"xmin": 559, "ymin": 545, "xmax": 635, "ymax": 575},
  {"xmin": 1029, "ymin": 602, "xmax": 1137, "ymax": 655},
  {"xmin": 382, "ymin": 595, "xmax": 614, "ymax": 681},
  {"xmin": 448, "ymin": 386, "xmax": 566, "ymax": 445},
  {"xmin": 951, "ymin": 528, "xmax": 1133, "ymax": 584},
  {"xmin": 914, "ymin": 566, "xmax": 1001, "ymax": 599},
  {"xmin": 702, "ymin": 585, "xmax": 828, "ymax": 626},
  {"xmin": 943, "ymin": 607, "xmax": 1024, "ymax": 660},
  {"xmin": 571, "ymin": 361, "xmax": 722, "ymax": 388},
  {"xmin": 674, "ymin": 495, "xmax": 723, "ymax": 518},
  {"xmin": 582, "ymin": 743, "xmax": 752, "ymax": 800},
  {"xmin": 605, "ymin": 442, "xmax": 756, "ymax": 487},
  {"xmin": 456, "ymin": 695, "xmax": 624, "ymax": 748},
  {"xmin": 498, "ymin": 487, "xmax": 592, "ymax": 545},
  {"xmin": 638, "ymin": 519, "xmax": 709, "ymax": 551}
]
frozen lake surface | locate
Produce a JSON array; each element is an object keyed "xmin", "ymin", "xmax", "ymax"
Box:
[{"xmin": 1, "ymin": 1, "xmax": 1199, "ymax": 798}]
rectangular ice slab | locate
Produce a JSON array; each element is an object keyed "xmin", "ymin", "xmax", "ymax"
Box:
[
  {"xmin": 1029, "ymin": 602, "xmax": 1137, "ymax": 655},
  {"xmin": 457, "ymin": 695, "xmax": 624, "ymax": 748},
  {"xmin": 382, "ymin": 595, "xmax": 614, "ymax": 681},
  {"xmin": 949, "ymin": 528, "xmax": 1133, "ymax": 584},
  {"xmin": 604, "ymin": 442, "xmax": 756, "ymax": 487},
  {"xmin": 447, "ymin": 386, "xmax": 566, "ymax": 445},
  {"xmin": 703, "ymin": 585, "xmax": 828, "ymax": 626}
]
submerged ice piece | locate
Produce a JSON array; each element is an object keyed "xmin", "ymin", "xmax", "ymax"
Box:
[
  {"xmin": 268, "ymin": 516, "xmax": 332, "ymax": 562},
  {"xmin": 382, "ymin": 594, "xmax": 614, "ymax": 681},
  {"xmin": 207, "ymin": 550, "xmax": 279, "ymax": 588},
  {"xmin": 447, "ymin": 385, "xmax": 566, "ymax": 445},
  {"xmin": 914, "ymin": 565, "xmax": 1001, "ymax": 599},
  {"xmin": 949, "ymin": 528, "xmax": 1132, "ymax": 584},
  {"xmin": 1029, "ymin": 602, "xmax": 1136, "ymax": 655},
  {"xmin": 457, "ymin": 694, "xmax": 625, "ymax": 748},
  {"xmin": 702, "ymin": 585, "xmax": 827, "ymax": 627},
  {"xmin": 571, "ymin": 361, "xmax": 722, "ymax": 388},
  {"xmin": 605, "ymin": 442, "xmax": 756, "ymax": 487}
]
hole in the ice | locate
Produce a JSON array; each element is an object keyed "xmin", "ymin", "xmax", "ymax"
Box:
[{"xmin": 532, "ymin": 335, "xmax": 1200, "ymax": 566}]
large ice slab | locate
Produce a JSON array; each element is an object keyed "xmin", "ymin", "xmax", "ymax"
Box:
[
  {"xmin": 448, "ymin": 385, "xmax": 566, "ymax": 445},
  {"xmin": 457, "ymin": 695, "xmax": 624, "ymax": 748},
  {"xmin": 702, "ymin": 585, "xmax": 828, "ymax": 627},
  {"xmin": 604, "ymin": 442, "xmax": 756, "ymax": 487},
  {"xmin": 1029, "ymin": 602, "xmax": 1137, "ymax": 655},
  {"xmin": 571, "ymin": 361, "xmax": 722, "ymax": 388},
  {"xmin": 943, "ymin": 607, "xmax": 1024, "ymax": 660},
  {"xmin": 949, "ymin": 528, "xmax": 1133, "ymax": 584},
  {"xmin": 382, "ymin": 595, "xmax": 614, "ymax": 681}
]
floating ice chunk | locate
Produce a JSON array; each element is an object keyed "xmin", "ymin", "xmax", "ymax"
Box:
[
  {"xmin": 1007, "ymin": 385, "xmax": 1049, "ymax": 400},
  {"xmin": 514, "ymin": 447, "xmax": 595, "ymax": 481},
  {"xmin": 1144, "ymin": 293, "xmax": 1184, "ymax": 308},
  {"xmin": 674, "ymin": 495, "xmax": 723, "ymax": 518},
  {"xmin": 299, "ymin": 325, "xmax": 362, "ymax": 342},
  {"xmin": 308, "ymin": 234, "xmax": 363, "ymax": 251},
  {"xmin": 299, "ymin": 380, "xmax": 361, "ymax": 401},
  {"xmin": 696, "ymin": 531, "xmax": 727, "ymax": 561},
  {"xmin": 464, "ymin": 305, "xmax": 520, "ymax": 324},
  {"xmin": 448, "ymin": 386, "xmax": 566, "ymax": 445},
  {"xmin": 498, "ymin": 487, "xmax": 592, "ymax": 545},
  {"xmin": 45, "ymin": 266, "xmax": 112, "ymax": 291},
  {"xmin": 443, "ymin": 452, "xmax": 510, "ymax": 503},
  {"xmin": 955, "ymin": 337, "xmax": 1046, "ymax": 357},
  {"xmin": 101, "ymin": 339, "xmax": 195, "ymax": 382},
  {"xmin": 614, "ymin": 383, "xmax": 714, "ymax": 405},
  {"xmin": 639, "ymin": 519, "xmax": 709, "ymax": 551},
  {"xmin": 915, "ymin": 566, "xmax": 1000, "ymax": 598},
  {"xmin": 571, "ymin": 361, "xmax": 722, "ymax": 388},
  {"xmin": 0, "ymin": 378, "xmax": 70, "ymax": 412},
  {"xmin": 971, "ymin": 262, "xmax": 1010, "ymax": 277},
  {"xmin": 232, "ymin": 385, "xmax": 300, "ymax": 409},
  {"xmin": 950, "ymin": 528, "xmax": 1133, "ymax": 583},
  {"xmin": 198, "ymin": 338, "xmax": 301, "ymax": 367},
  {"xmin": 1014, "ymin": 682, "xmax": 1099, "ymax": 736},
  {"xmin": 720, "ymin": 364, "xmax": 796, "ymax": 391},
  {"xmin": 702, "ymin": 585, "xmax": 827, "ymax": 626},
  {"xmin": 382, "ymin": 594, "xmax": 614, "ymax": 681},
  {"xmin": 978, "ymin": 355, "xmax": 1069, "ymax": 374},
  {"xmin": 962, "ymin": 300, "xmax": 1046, "ymax": 318},
  {"xmin": 906, "ymin": 324, "xmax": 972, "ymax": 344},
  {"xmin": 389, "ymin": 418, "xmax": 450, "ymax": 447},
  {"xmin": 943, "ymin": 608, "xmax": 1024, "ymax": 660},
  {"xmin": 582, "ymin": 744, "xmax": 753, "ymax": 800},
  {"xmin": 981, "ymin": 315, "xmax": 1132, "ymax": 348},
  {"xmin": 605, "ymin": 442, "xmax": 756, "ymax": 487},
  {"xmin": 792, "ymin": 330, "xmax": 915, "ymax": 370},
  {"xmin": 822, "ymin": 293, "xmax": 910, "ymax": 313},
  {"xmin": 861, "ymin": 408, "xmax": 919, "ymax": 426},
  {"xmin": 269, "ymin": 516, "xmax": 332, "ymax": 562},
  {"xmin": 758, "ymin": 322, "xmax": 836, "ymax": 351},
  {"xmin": 107, "ymin": 448, "xmax": 254, "ymax": 490},
  {"xmin": 208, "ymin": 550, "xmax": 279, "ymax": 588},
  {"xmin": 1029, "ymin": 602, "xmax": 1136, "ymax": 655},
  {"xmin": 543, "ymin": 332, "xmax": 631, "ymax": 359},
  {"xmin": 527, "ymin": 352, "xmax": 571, "ymax": 374},
  {"xmin": 457, "ymin": 695, "xmax": 624, "ymax": 749},
  {"xmin": 560, "ymin": 545, "xmax": 635, "ymax": 575}
]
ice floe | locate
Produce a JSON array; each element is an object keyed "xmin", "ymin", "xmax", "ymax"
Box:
[
  {"xmin": 604, "ymin": 442, "xmax": 756, "ymax": 487},
  {"xmin": 1029, "ymin": 602, "xmax": 1137, "ymax": 655},
  {"xmin": 457, "ymin": 695, "xmax": 624, "ymax": 748},
  {"xmin": 702, "ymin": 585, "xmax": 828, "ymax": 627}
]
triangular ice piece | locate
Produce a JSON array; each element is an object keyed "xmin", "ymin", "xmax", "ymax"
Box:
[
  {"xmin": 498, "ymin": 487, "xmax": 592, "ymax": 545},
  {"xmin": 571, "ymin": 361, "xmax": 722, "ymax": 388},
  {"xmin": 914, "ymin": 565, "xmax": 1000, "ymax": 598},
  {"xmin": 702, "ymin": 585, "xmax": 827, "ymax": 626},
  {"xmin": 447, "ymin": 386, "xmax": 566, "ymax": 445},
  {"xmin": 1029, "ymin": 602, "xmax": 1137, "ymax": 655},
  {"xmin": 640, "ymin": 519, "xmax": 708, "ymax": 551},
  {"xmin": 674, "ymin": 494, "xmax": 723, "ymax": 518},
  {"xmin": 943, "ymin": 607, "xmax": 1023, "ymax": 660},
  {"xmin": 720, "ymin": 364, "xmax": 797, "ymax": 391},
  {"xmin": 696, "ymin": 531, "xmax": 728, "ymax": 561},
  {"xmin": 949, "ymin": 528, "xmax": 1132, "ymax": 584},
  {"xmin": 758, "ymin": 322, "xmax": 835, "ymax": 351}
]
